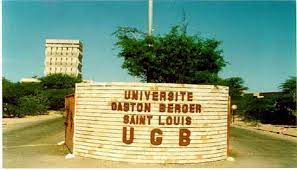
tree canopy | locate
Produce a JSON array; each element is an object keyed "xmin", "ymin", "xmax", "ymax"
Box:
[
  {"xmin": 238, "ymin": 76, "xmax": 296, "ymax": 125},
  {"xmin": 280, "ymin": 76, "xmax": 296, "ymax": 97},
  {"xmin": 222, "ymin": 77, "xmax": 248, "ymax": 99},
  {"xmin": 113, "ymin": 25, "xmax": 227, "ymax": 84},
  {"xmin": 279, "ymin": 76, "xmax": 296, "ymax": 117},
  {"xmin": 2, "ymin": 74, "xmax": 82, "ymax": 117},
  {"xmin": 39, "ymin": 73, "xmax": 82, "ymax": 89}
]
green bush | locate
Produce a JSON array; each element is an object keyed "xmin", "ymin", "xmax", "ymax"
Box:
[
  {"xmin": 2, "ymin": 103, "xmax": 18, "ymax": 118},
  {"xmin": 41, "ymin": 88, "xmax": 74, "ymax": 110},
  {"xmin": 18, "ymin": 82, "xmax": 42, "ymax": 96},
  {"xmin": 16, "ymin": 95, "xmax": 49, "ymax": 117},
  {"xmin": 239, "ymin": 95, "xmax": 274, "ymax": 121},
  {"xmin": 238, "ymin": 94, "xmax": 296, "ymax": 125},
  {"xmin": 39, "ymin": 73, "xmax": 82, "ymax": 89},
  {"xmin": 273, "ymin": 94, "xmax": 296, "ymax": 125},
  {"xmin": 3, "ymin": 78, "xmax": 21, "ymax": 105},
  {"xmin": 38, "ymin": 74, "xmax": 80, "ymax": 111},
  {"xmin": 3, "ymin": 78, "xmax": 42, "ymax": 104},
  {"xmin": 3, "ymin": 74, "xmax": 80, "ymax": 117}
]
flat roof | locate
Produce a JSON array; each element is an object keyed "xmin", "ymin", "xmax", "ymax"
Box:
[{"xmin": 46, "ymin": 39, "xmax": 82, "ymax": 44}]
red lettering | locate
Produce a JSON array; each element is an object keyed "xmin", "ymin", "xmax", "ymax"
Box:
[
  {"xmin": 179, "ymin": 128, "xmax": 191, "ymax": 146},
  {"xmin": 187, "ymin": 92, "xmax": 193, "ymax": 101},
  {"xmin": 111, "ymin": 102, "xmax": 117, "ymax": 110},
  {"xmin": 159, "ymin": 103, "xmax": 165, "ymax": 112},
  {"xmin": 152, "ymin": 92, "xmax": 158, "ymax": 101},
  {"xmin": 150, "ymin": 128, "xmax": 163, "ymax": 145},
  {"xmin": 122, "ymin": 127, "xmax": 134, "ymax": 144}
]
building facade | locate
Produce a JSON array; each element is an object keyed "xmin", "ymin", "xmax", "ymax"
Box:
[{"xmin": 44, "ymin": 39, "xmax": 83, "ymax": 77}]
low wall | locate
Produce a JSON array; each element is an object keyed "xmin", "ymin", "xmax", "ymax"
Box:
[{"xmin": 74, "ymin": 82, "xmax": 229, "ymax": 164}]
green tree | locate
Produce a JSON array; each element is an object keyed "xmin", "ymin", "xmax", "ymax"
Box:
[
  {"xmin": 279, "ymin": 76, "xmax": 296, "ymax": 124},
  {"xmin": 16, "ymin": 95, "xmax": 48, "ymax": 117},
  {"xmin": 3, "ymin": 77, "xmax": 42, "ymax": 103},
  {"xmin": 39, "ymin": 74, "xmax": 82, "ymax": 110},
  {"xmin": 39, "ymin": 73, "xmax": 82, "ymax": 89},
  {"xmin": 240, "ymin": 94, "xmax": 276, "ymax": 122},
  {"xmin": 3, "ymin": 77, "xmax": 17, "ymax": 104},
  {"xmin": 2, "ymin": 77, "xmax": 47, "ymax": 117},
  {"xmin": 113, "ymin": 25, "xmax": 227, "ymax": 84},
  {"xmin": 41, "ymin": 89, "xmax": 73, "ymax": 110},
  {"xmin": 239, "ymin": 77, "xmax": 296, "ymax": 125},
  {"xmin": 3, "ymin": 77, "xmax": 18, "ymax": 117},
  {"xmin": 3, "ymin": 74, "xmax": 82, "ymax": 117},
  {"xmin": 223, "ymin": 77, "xmax": 248, "ymax": 99},
  {"xmin": 280, "ymin": 76, "xmax": 296, "ymax": 100}
]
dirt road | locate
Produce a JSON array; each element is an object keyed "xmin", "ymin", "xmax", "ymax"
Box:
[
  {"xmin": 2, "ymin": 111, "xmax": 63, "ymax": 133},
  {"xmin": 3, "ymin": 116, "xmax": 297, "ymax": 168}
]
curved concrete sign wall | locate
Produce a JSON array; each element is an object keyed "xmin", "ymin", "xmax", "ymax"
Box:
[{"xmin": 74, "ymin": 82, "xmax": 229, "ymax": 163}]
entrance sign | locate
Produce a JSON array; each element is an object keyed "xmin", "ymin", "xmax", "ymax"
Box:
[{"xmin": 74, "ymin": 82, "xmax": 229, "ymax": 163}]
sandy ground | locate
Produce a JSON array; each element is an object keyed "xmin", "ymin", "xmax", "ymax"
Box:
[
  {"xmin": 2, "ymin": 111, "xmax": 63, "ymax": 133},
  {"xmin": 233, "ymin": 117, "xmax": 297, "ymax": 138},
  {"xmin": 3, "ymin": 115, "xmax": 297, "ymax": 168}
]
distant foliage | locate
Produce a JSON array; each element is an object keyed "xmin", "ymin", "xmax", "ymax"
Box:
[
  {"xmin": 280, "ymin": 76, "xmax": 296, "ymax": 95},
  {"xmin": 39, "ymin": 73, "xmax": 82, "ymax": 89},
  {"xmin": 238, "ymin": 76, "xmax": 297, "ymax": 125},
  {"xmin": 222, "ymin": 77, "xmax": 248, "ymax": 99},
  {"xmin": 2, "ymin": 78, "xmax": 46, "ymax": 117},
  {"xmin": 2, "ymin": 74, "xmax": 81, "ymax": 118},
  {"xmin": 3, "ymin": 77, "xmax": 19, "ymax": 106},
  {"xmin": 16, "ymin": 95, "xmax": 48, "ymax": 117},
  {"xmin": 41, "ymin": 89, "xmax": 73, "ymax": 110},
  {"xmin": 239, "ymin": 95, "xmax": 275, "ymax": 122},
  {"xmin": 279, "ymin": 76, "xmax": 297, "ymax": 123}
]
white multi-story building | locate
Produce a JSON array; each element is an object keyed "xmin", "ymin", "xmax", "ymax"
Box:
[{"xmin": 44, "ymin": 39, "xmax": 83, "ymax": 77}]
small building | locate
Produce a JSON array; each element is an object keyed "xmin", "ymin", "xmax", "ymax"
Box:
[
  {"xmin": 20, "ymin": 78, "xmax": 41, "ymax": 83},
  {"xmin": 82, "ymin": 79, "xmax": 94, "ymax": 83},
  {"xmin": 250, "ymin": 92, "xmax": 284, "ymax": 98},
  {"xmin": 44, "ymin": 39, "xmax": 83, "ymax": 77}
]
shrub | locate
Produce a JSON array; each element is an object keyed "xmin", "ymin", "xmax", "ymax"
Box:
[
  {"xmin": 239, "ymin": 94, "xmax": 296, "ymax": 125},
  {"xmin": 41, "ymin": 88, "xmax": 74, "ymax": 110},
  {"xmin": 16, "ymin": 95, "xmax": 49, "ymax": 117},
  {"xmin": 239, "ymin": 95, "xmax": 275, "ymax": 122},
  {"xmin": 3, "ymin": 78, "xmax": 21, "ymax": 105},
  {"xmin": 2, "ymin": 103, "xmax": 18, "ymax": 118},
  {"xmin": 38, "ymin": 74, "xmax": 80, "ymax": 110},
  {"xmin": 3, "ymin": 75, "xmax": 80, "ymax": 117},
  {"xmin": 39, "ymin": 73, "xmax": 82, "ymax": 89},
  {"xmin": 18, "ymin": 82, "xmax": 42, "ymax": 96},
  {"xmin": 274, "ymin": 94, "xmax": 296, "ymax": 125}
]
